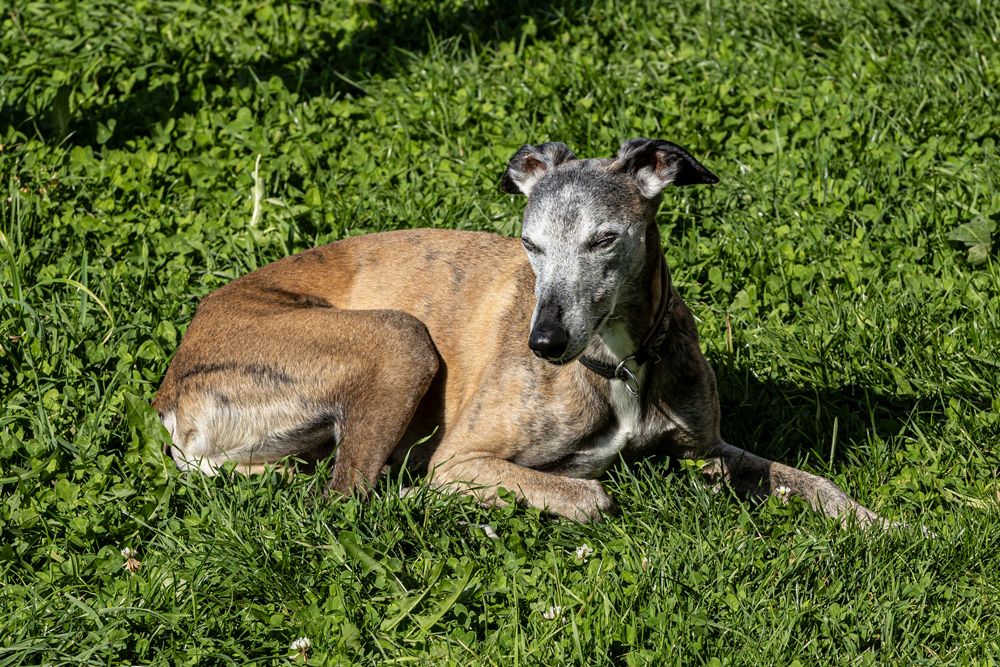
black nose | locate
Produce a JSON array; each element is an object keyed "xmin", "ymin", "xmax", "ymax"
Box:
[{"xmin": 529, "ymin": 324, "xmax": 569, "ymax": 360}]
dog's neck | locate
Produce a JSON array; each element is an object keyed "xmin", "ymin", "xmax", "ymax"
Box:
[{"xmin": 587, "ymin": 222, "xmax": 669, "ymax": 367}]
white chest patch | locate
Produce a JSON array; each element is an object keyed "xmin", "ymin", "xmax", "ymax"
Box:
[
  {"xmin": 585, "ymin": 368, "xmax": 646, "ymax": 471},
  {"xmin": 562, "ymin": 322, "xmax": 648, "ymax": 477}
]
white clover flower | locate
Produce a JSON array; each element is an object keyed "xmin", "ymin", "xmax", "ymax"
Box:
[
  {"xmin": 541, "ymin": 606, "xmax": 562, "ymax": 621},
  {"xmin": 120, "ymin": 546, "xmax": 141, "ymax": 573},
  {"xmin": 290, "ymin": 636, "xmax": 312, "ymax": 661},
  {"xmin": 574, "ymin": 543, "xmax": 594, "ymax": 561}
]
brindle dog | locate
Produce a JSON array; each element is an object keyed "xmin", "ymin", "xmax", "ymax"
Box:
[{"xmin": 154, "ymin": 138, "xmax": 883, "ymax": 526}]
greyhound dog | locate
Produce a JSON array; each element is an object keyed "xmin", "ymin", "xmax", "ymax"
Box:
[{"xmin": 153, "ymin": 138, "xmax": 883, "ymax": 526}]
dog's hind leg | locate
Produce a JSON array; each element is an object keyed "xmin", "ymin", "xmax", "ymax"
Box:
[
  {"xmin": 157, "ymin": 306, "xmax": 439, "ymax": 496},
  {"xmin": 323, "ymin": 311, "xmax": 440, "ymax": 496},
  {"xmin": 702, "ymin": 440, "xmax": 886, "ymax": 528}
]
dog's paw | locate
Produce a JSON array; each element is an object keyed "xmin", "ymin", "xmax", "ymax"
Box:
[{"xmin": 564, "ymin": 480, "xmax": 617, "ymax": 523}]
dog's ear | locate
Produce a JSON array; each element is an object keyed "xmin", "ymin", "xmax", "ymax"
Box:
[
  {"xmin": 499, "ymin": 142, "xmax": 576, "ymax": 196},
  {"xmin": 613, "ymin": 138, "xmax": 718, "ymax": 199}
]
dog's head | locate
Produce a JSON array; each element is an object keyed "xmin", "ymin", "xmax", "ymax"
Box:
[{"xmin": 501, "ymin": 138, "xmax": 718, "ymax": 364}]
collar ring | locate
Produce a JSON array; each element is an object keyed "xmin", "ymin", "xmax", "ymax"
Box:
[{"xmin": 614, "ymin": 356, "xmax": 641, "ymax": 396}]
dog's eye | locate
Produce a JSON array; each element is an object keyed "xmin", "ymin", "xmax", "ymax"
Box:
[
  {"xmin": 587, "ymin": 233, "xmax": 619, "ymax": 251},
  {"xmin": 521, "ymin": 237, "xmax": 541, "ymax": 254}
]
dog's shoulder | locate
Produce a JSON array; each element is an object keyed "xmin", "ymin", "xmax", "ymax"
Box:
[{"xmin": 660, "ymin": 292, "xmax": 706, "ymax": 381}]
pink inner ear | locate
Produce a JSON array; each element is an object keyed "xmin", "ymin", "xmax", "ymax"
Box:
[
  {"xmin": 523, "ymin": 154, "xmax": 546, "ymax": 175},
  {"xmin": 653, "ymin": 151, "xmax": 672, "ymax": 173},
  {"xmin": 654, "ymin": 152, "xmax": 680, "ymax": 180}
]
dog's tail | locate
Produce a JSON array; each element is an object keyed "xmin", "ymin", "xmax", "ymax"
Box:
[{"xmin": 156, "ymin": 405, "xmax": 176, "ymax": 461}]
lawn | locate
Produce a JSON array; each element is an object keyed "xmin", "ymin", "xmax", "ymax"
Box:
[{"xmin": 2, "ymin": 0, "xmax": 999, "ymax": 664}]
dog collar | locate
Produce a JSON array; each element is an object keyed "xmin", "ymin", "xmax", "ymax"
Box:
[{"xmin": 577, "ymin": 255, "xmax": 673, "ymax": 395}]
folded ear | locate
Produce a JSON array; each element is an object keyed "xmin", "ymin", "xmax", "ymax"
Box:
[
  {"xmin": 499, "ymin": 142, "xmax": 577, "ymax": 196},
  {"xmin": 613, "ymin": 138, "xmax": 719, "ymax": 199}
]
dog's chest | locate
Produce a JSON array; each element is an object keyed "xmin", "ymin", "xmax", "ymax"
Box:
[{"xmin": 555, "ymin": 372, "xmax": 648, "ymax": 478}]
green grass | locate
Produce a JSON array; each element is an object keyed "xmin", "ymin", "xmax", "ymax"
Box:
[{"xmin": 2, "ymin": 0, "xmax": 999, "ymax": 663}]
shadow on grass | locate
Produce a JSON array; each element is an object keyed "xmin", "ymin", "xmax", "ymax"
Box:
[
  {"xmin": 709, "ymin": 356, "xmax": 934, "ymax": 471},
  {"xmin": 5, "ymin": 0, "xmax": 590, "ymax": 148},
  {"xmin": 619, "ymin": 357, "xmax": 939, "ymax": 521}
]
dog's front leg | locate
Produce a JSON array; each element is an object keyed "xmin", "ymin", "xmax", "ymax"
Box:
[
  {"xmin": 429, "ymin": 454, "xmax": 616, "ymax": 522},
  {"xmin": 703, "ymin": 440, "xmax": 887, "ymax": 528}
]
